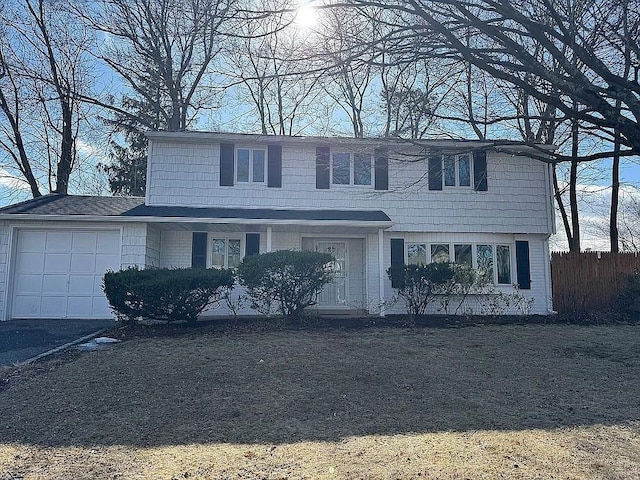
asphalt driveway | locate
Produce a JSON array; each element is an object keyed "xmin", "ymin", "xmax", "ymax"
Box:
[{"xmin": 0, "ymin": 319, "xmax": 116, "ymax": 366}]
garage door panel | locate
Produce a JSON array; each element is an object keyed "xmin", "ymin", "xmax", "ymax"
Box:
[
  {"xmin": 44, "ymin": 253, "xmax": 70, "ymax": 273},
  {"xmin": 69, "ymin": 275, "xmax": 95, "ymax": 294},
  {"xmin": 95, "ymin": 253, "xmax": 119, "ymax": 272},
  {"xmin": 97, "ymin": 231, "xmax": 121, "ymax": 254},
  {"xmin": 93, "ymin": 275, "xmax": 105, "ymax": 294},
  {"xmin": 42, "ymin": 274, "xmax": 68, "ymax": 294},
  {"xmin": 67, "ymin": 296, "xmax": 93, "ymax": 317},
  {"xmin": 19, "ymin": 231, "xmax": 46, "ymax": 251},
  {"xmin": 12, "ymin": 229, "xmax": 121, "ymax": 319},
  {"xmin": 70, "ymin": 253, "xmax": 96, "ymax": 273},
  {"xmin": 41, "ymin": 296, "xmax": 66, "ymax": 316},
  {"xmin": 72, "ymin": 232, "xmax": 97, "ymax": 252},
  {"xmin": 45, "ymin": 231, "xmax": 73, "ymax": 251},
  {"xmin": 93, "ymin": 296, "xmax": 111, "ymax": 314},
  {"xmin": 14, "ymin": 274, "xmax": 42, "ymax": 294},
  {"xmin": 17, "ymin": 252, "xmax": 45, "ymax": 273},
  {"xmin": 13, "ymin": 295, "xmax": 40, "ymax": 316}
]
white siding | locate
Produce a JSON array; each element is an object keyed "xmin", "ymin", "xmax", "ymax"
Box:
[
  {"xmin": 160, "ymin": 230, "xmax": 192, "ymax": 268},
  {"xmin": 145, "ymin": 225, "xmax": 161, "ymax": 267},
  {"xmin": 347, "ymin": 238, "xmax": 366, "ymax": 309},
  {"xmin": 122, "ymin": 224, "xmax": 148, "ymax": 269},
  {"xmin": 0, "ymin": 224, "xmax": 12, "ymax": 319},
  {"xmin": 147, "ymin": 139, "xmax": 553, "ymax": 235}
]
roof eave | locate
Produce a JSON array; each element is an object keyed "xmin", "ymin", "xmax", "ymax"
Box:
[
  {"xmin": 0, "ymin": 213, "xmax": 393, "ymax": 228},
  {"xmin": 145, "ymin": 131, "xmax": 556, "ymax": 152}
]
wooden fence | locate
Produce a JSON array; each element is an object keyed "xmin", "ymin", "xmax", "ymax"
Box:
[{"xmin": 551, "ymin": 251, "xmax": 640, "ymax": 313}]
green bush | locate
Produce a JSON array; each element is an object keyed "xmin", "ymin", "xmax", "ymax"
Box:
[
  {"xmin": 103, "ymin": 267, "xmax": 235, "ymax": 324},
  {"xmin": 388, "ymin": 262, "xmax": 481, "ymax": 318},
  {"xmin": 237, "ymin": 250, "xmax": 334, "ymax": 318}
]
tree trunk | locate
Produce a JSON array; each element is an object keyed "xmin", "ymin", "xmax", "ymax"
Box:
[
  {"xmin": 55, "ymin": 98, "xmax": 74, "ymax": 194},
  {"xmin": 553, "ymin": 164, "xmax": 573, "ymax": 249},
  {"xmin": 610, "ymin": 131, "xmax": 621, "ymax": 252},
  {"xmin": 568, "ymin": 115, "xmax": 580, "ymax": 252}
]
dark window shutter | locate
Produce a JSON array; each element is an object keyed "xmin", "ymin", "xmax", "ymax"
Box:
[
  {"xmin": 267, "ymin": 145, "xmax": 282, "ymax": 188},
  {"xmin": 220, "ymin": 143, "xmax": 234, "ymax": 186},
  {"xmin": 316, "ymin": 146, "xmax": 330, "ymax": 189},
  {"xmin": 191, "ymin": 232, "xmax": 207, "ymax": 268},
  {"xmin": 245, "ymin": 233, "xmax": 260, "ymax": 256},
  {"xmin": 390, "ymin": 238, "xmax": 405, "ymax": 288},
  {"xmin": 473, "ymin": 150, "xmax": 488, "ymax": 191},
  {"xmin": 374, "ymin": 146, "xmax": 389, "ymax": 190},
  {"xmin": 515, "ymin": 241, "xmax": 531, "ymax": 289},
  {"xmin": 428, "ymin": 156, "xmax": 442, "ymax": 190}
]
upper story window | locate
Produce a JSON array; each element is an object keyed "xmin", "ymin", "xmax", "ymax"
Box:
[
  {"xmin": 443, "ymin": 154, "xmax": 472, "ymax": 187},
  {"xmin": 332, "ymin": 152, "xmax": 372, "ymax": 186},
  {"xmin": 406, "ymin": 241, "xmax": 512, "ymax": 285},
  {"xmin": 317, "ymin": 145, "xmax": 387, "ymax": 190},
  {"xmin": 220, "ymin": 142, "xmax": 282, "ymax": 188},
  {"xmin": 236, "ymin": 148, "xmax": 265, "ymax": 183},
  {"xmin": 429, "ymin": 150, "xmax": 487, "ymax": 191}
]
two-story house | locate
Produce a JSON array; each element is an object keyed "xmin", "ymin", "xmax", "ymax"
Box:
[{"xmin": 0, "ymin": 132, "xmax": 555, "ymax": 320}]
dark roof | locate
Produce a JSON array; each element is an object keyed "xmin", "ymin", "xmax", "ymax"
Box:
[
  {"xmin": 0, "ymin": 194, "xmax": 391, "ymax": 223},
  {"xmin": 0, "ymin": 194, "xmax": 145, "ymax": 216},
  {"xmin": 124, "ymin": 204, "xmax": 391, "ymax": 222}
]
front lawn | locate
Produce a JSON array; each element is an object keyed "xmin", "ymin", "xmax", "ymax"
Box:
[{"xmin": 1, "ymin": 324, "xmax": 640, "ymax": 479}]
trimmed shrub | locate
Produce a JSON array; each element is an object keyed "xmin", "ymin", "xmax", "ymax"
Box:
[
  {"xmin": 388, "ymin": 262, "xmax": 481, "ymax": 318},
  {"xmin": 237, "ymin": 250, "xmax": 334, "ymax": 318},
  {"xmin": 103, "ymin": 267, "xmax": 235, "ymax": 324}
]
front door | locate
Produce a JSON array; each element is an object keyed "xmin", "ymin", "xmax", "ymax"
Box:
[{"xmin": 315, "ymin": 240, "xmax": 348, "ymax": 307}]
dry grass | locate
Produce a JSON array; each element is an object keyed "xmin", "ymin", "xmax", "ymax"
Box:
[{"xmin": 1, "ymin": 324, "xmax": 640, "ymax": 479}]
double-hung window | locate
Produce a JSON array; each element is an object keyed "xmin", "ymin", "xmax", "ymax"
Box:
[
  {"xmin": 211, "ymin": 238, "xmax": 242, "ymax": 269},
  {"xmin": 332, "ymin": 152, "xmax": 372, "ymax": 186},
  {"xmin": 236, "ymin": 148, "xmax": 265, "ymax": 183},
  {"xmin": 405, "ymin": 241, "xmax": 512, "ymax": 285},
  {"xmin": 443, "ymin": 154, "xmax": 472, "ymax": 187}
]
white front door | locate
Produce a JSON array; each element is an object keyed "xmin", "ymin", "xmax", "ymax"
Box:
[
  {"xmin": 315, "ymin": 240, "xmax": 348, "ymax": 307},
  {"xmin": 11, "ymin": 229, "xmax": 121, "ymax": 319}
]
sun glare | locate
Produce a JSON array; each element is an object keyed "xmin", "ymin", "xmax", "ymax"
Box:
[{"xmin": 295, "ymin": 4, "xmax": 318, "ymax": 29}]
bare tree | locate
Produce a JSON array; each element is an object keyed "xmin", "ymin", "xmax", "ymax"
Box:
[
  {"xmin": 224, "ymin": 0, "xmax": 325, "ymax": 135},
  {"xmin": 348, "ymin": 0, "xmax": 639, "ymax": 159},
  {"xmin": 82, "ymin": 0, "xmax": 236, "ymax": 132},
  {"xmin": 78, "ymin": 0, "xmax": 238, "ymax": 195},
  {"xmin": 0, "ymin": 0, "xmax": 93, "ymax": 197},
  {"xmin": 317, "ymin": 5, "xmax": 381, "ymax": 138},
  {"xmin": 380, "ymin": 58, "xmax": 451, "ymax": 139},
  {"xmin": 346, "ymin": 0, "xmax": 640, "ymax": 251}
]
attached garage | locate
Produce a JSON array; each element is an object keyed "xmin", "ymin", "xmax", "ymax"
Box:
[{"xmin": 10, "ymin": 229, "xmax": 121, "ymax": 319}]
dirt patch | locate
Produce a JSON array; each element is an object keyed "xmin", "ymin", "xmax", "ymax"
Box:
[{"xmin": 1, "ymin": 324, "xmax": 640, "ymax": 478}]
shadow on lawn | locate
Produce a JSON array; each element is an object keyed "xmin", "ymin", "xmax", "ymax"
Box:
[{"xmin": 1, "ymin": 324, "xmax": 640, "ymax": 447}]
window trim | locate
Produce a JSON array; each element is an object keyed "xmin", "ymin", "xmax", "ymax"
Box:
[
  {"xmin": 405, "ymin": 241, "xmax": 514, "ymax": 286},
  {"xmin": 208, "ymin": 234, "xmax": 244, "ymax": 269},
  {"xmin": 235, "ymin": 147, "xmax": 267, "ymax": 184}
]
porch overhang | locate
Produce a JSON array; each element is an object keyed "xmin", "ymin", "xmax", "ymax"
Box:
[{"xmin": 0, "ymin": 196, "xmax": 392, "ymax": 231}]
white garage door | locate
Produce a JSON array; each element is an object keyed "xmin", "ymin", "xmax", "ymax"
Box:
[{"xmin": 11, "ymin": 229, "xmax": 121, "ymax": 319}]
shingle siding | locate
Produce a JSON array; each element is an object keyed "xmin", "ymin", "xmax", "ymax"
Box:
[
  {"xmin": 146, "ymin": 140, "xmax": 553, "ymax": 235},
  {"xmin": 145, "ymin": 225, "xmax": 161, "ymax": 267}
]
